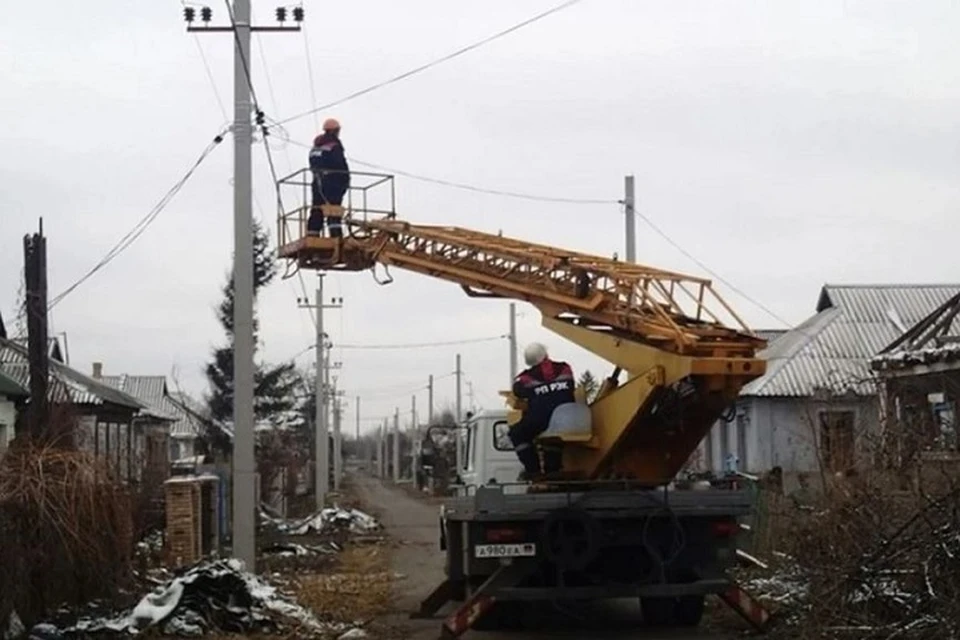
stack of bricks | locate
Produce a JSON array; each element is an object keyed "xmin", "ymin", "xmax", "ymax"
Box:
[{"xmin": 164, "ymin": 477, "xmax": 202, "ymax": 568}]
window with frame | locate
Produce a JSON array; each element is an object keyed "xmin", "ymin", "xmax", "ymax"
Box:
[
  {"xmin": 819, "ymin": 410, "xmax": 855, "ymax": 473},
  {"xmin": 493, "ymin": 421, "xmax": 514, "ymax": 451}
]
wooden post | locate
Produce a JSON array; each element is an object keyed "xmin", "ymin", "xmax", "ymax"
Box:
[{"xmin": 23, "ymin": 220, "xmax": 49, "ymax": 440}]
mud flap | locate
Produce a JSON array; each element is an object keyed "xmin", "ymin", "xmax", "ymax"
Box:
[
  {"xmin": 438, "ymin": 561, "xmax": 538, "ymax": 639},
  {"xmin": 412, "ymin": 579, "xmax": 461, "ymax": 619},
  {"xmin": 717, "ymin": 584, "xmax": 771, "ymax": 631}
]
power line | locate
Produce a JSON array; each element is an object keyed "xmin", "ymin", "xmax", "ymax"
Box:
[
  {"xmin": 277, "ymin": 133, "xmax": 614, "ymax": 204},
  {"xmin": 275, "ymin": 0, "xmax": 587, "ymax": 126},
  {"xmin": 282, "ymin": 335, "xmax": 505, "ymax": 362},
  {"xmin": 350, "ymin": 157, "xmax": 617, "ymax": 205},
  {"xmin": 300, "ymin": 20, "xmax": 321, "ymax": 131},
  {"xmin": 629, "ymin": 205, "xmax": 791, "ymax": 328},
  {"xmin": 339, "ymin": 335, "xmax": 506, "ymax": 350},
  {"xmin": 48, "ymin": 130, "xmax": 227, "ymax": 310}
]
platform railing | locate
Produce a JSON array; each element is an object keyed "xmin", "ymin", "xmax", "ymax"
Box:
[{"xmin": 276, "ymin": 168, "xmax": 396, "ymax": 248}]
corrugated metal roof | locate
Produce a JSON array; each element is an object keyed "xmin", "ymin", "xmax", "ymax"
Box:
[
  {"xmin": 168, "ymin": 391, "xmax": 234, "ymax": 441},
  {"xmin": 0, "ymin": 338, "xmax": 147, "ymax": 410},
  {"xmin": 743, "ymin": 284, "xmax": 960, "ymax": 398},
  {"xmin": 0, "ymin": 370, "xmax": 28, "ymax": 398},
  {"xmin": 99, "ymin": 375, "xmax": 196, "ymax": 433}
]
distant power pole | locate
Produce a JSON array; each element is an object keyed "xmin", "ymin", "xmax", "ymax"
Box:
[
  {"xmin": 455, "ymin": 354, "xmax": 463, "ymax": 471},
  {"xmin": 299, "ymin": 274, "xmax": 342, "ymax": 509},
  {"xmin": 411, "ymin": 394, "xmax": 418, "ymax": 482},
  {"xmin": 624, "ymin": 175, "xmax": 636, "ymax": 263},
  {"xmin": 379, "ymin": 418, "xmax": 387, "ymax": 478},
  {"xmin": 332, "ymin": 388, "xmax": 343, "ymax": 490},
  {"xmin": 427, "ymin": 375, "xmax": 434, "ymax": 425},
  {"xmin": 184, "ymin": 0, "xmax": 302, "ymax": 570},
  {"xmin": 392, "ymin": 409, "xmax": 401, "ymax": 483},
  {"xmin": 509, "ymin": 303, "xmax": 518, "ymax": 381},
  {"xmin": 23, "ymin": 221, "xmax": 49, "ymax": 440}
]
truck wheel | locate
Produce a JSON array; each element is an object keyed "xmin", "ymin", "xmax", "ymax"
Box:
[
  {"xmin": 674, "ymin": 595, "xmax": 705, "ymax": 627},
  {"xmin": 472, "ymin": 601, "xmax": 523, "ymax": 631},
  {"xmin": 640, "ymin": 597, "xmax": 675, "ymax": 626}
]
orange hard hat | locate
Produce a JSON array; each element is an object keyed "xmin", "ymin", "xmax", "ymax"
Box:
[{"xmin": 322, "ymin": 117, "xmax": 341, "ymax": 132}]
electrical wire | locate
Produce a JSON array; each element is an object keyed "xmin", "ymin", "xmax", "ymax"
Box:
[
  {"xmin": 629, "ymin": 204, "xmax": 791, "ymax": 328},
  {"xmin": 274, "ymin": 0, "xmax": 587, "ymax": 126},
  {"xmin": 48, "ymin": 130, "xmax": 227, "ymax": 310},
  {"xmin": 338, "ymin": 335, "xmax": 506, "ymax": 350},
  {"xmin": 276, "ymin": 133, "xmax": 615, "ymax": 205},
  {"xmin": 300, "ymin": 13, "xmax": 321, "ymax": 132},
  {"xmin": 350, "ymin": 157, "xmax": 618, "ymax": 205}
]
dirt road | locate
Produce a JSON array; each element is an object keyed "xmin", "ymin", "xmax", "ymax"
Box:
[{"xmin": 352, "ymin": 472, "xmax": 732, "ymax": 640}]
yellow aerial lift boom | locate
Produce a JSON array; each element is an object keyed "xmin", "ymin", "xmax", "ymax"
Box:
[{"xmin": 277, "ymin": 171, "xmax": 766, "ymax": 486}]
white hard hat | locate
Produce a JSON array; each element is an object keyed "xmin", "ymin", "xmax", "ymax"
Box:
[{"xmin": 524, "ymin": 342, "xmax": 548, "ymax": 367}]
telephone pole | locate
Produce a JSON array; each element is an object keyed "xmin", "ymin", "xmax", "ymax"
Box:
[
  {"xmin": 455, "ymin": 354, "xmax": 463, "ymax": 470},
  {"xmin": 332, "ymin": 386, "xmax": 344, "ymax": 490},
  {"xmin": 411, "ymin": 394, "xmax": 418, "ymax": 483},
  {"xmin": 427, "ymin": 375, "xmax": 434, "ymax": 425},
  {"xmin": 299, "ymin": 275, "xmax": 342, "ymax": 509},
  {"xmin": 509, "ymin": 303, "xmax": 518, "ymax": 381},
  {"xmin": 23, "ymin": 221, "xmax": 49, "ymax": 439},
  {"xmin": 184, "ymin": 1, "xmax": 301, "ymax": 569},
  {"xmin": 624, "ymin": 175, "xmax": 636, "ymax": 263},
  {"xmin": 393, "ymin": 408, "xmax": 401, "ymax": 483}
]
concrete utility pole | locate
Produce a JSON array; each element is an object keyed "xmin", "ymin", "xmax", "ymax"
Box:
[
  {"xmin": 393, "ymin": 408, "xmax": 401, "ymax": 483},
  {"xmin": 186, "ymin": 0, "xmax": 302, "ymax": 570},
  {"xmin": 380, "ymin": 418, "xmax": 387, "ymax": 478},
  {"xmin": 455, "ymin": 354, "xmax": 463, "ymax": 471},
  {"xmin": 332, "ymin": 389, "xmax": 343, "ymax": 490},
  {"xmin": 509, "ymin": 303, "xmax": 518, "ymax": 381},
  {"xmin": 624, "ymin": 175, "xmax": 636, "ymax": 263},
  {"xmin": 300, "ymin": 275, "xmax": 342, "ymax": 509},
  {"xmin": 411, "ymin": 394, "xmax": 418, "ymax": 482},
  {"xmin": 427, "ymin": 375, "xmax": 434, "ymax": 425}
]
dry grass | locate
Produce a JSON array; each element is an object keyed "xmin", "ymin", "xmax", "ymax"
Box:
[{"xmin": 292, "ymin": 540, "xmax": 395, "ymax": 625}]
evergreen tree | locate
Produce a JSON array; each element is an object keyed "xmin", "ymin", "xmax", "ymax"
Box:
[
  {"xmin": 578, "ymin": 369, "xmax": 599, "ymax": 403},
  {"xmin": 205, "ymin": 220, "xmax": 298, "ymax": 429}
]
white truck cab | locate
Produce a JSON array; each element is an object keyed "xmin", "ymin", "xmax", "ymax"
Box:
[{"xmin": 453, "ymin": 409, "xmax": 525, "ymax": 495}]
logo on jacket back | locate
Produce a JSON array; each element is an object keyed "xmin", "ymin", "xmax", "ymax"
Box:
[{"xmin": 534, "ymin": 380, "xmax": 571, "ymax": 395}]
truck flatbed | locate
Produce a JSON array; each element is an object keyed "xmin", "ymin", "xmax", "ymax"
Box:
[{"xmin": 442, "ymin": 483, "xmax": 754, "ymax": 522}]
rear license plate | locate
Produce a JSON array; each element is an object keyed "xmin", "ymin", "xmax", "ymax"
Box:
[{"xmin": 474, "ymin": 543, "xmax": 536, "ymax": 558}]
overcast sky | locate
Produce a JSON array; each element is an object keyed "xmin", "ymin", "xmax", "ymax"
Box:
[{"xmin": 2, "ymin": 0, "xmax": 958, "ymax": 434}]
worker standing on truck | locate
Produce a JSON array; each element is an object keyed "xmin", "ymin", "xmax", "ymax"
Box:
[
  {"xmin": 509, "ymin": 342, "xmax": 576, "ymax": 479},
  {"xmin": 307, "ymin": 118, "xmax": 350, "ymax": 238}
]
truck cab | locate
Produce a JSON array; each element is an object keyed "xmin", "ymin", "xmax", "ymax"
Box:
[{"xmin": 453, "ymin": 409, "xmax": 524, "ymax": 495}]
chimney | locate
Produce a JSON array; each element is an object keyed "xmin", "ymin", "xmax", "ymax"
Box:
[{"xmin": 92, "ymin": 362, "xmax": 103, "ymax": 379}]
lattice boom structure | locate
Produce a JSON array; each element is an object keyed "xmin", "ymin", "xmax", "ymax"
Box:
[{"xmin": 279, "ymin": 217, "xmax": 765, "ymax": 358}]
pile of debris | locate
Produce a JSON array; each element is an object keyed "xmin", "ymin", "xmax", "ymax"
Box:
[
  {"xmin": 23, "ymin": 559, "xmax": 366, "ymax": 639},
  {"xmin": 738, "ymin": 482, "xmax": 960, "ymax": 638},
  {"xmin": 261, "ymin": 506, "xmax": 381, "ymax": 537}
]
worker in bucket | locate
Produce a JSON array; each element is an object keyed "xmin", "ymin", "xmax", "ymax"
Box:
[
  {"xmin": 307, "ymin": 118, "xmax": 350, "ymax": 238},
  {"xmin": 509, "ymin": 342, "xmax": 576, "ymax": 480}
]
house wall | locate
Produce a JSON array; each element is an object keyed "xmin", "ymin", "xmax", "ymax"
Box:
[
  {"xmin": 0, "ymin": 396, "xmax": 17, "ymax": 454},
  {"xmin": 700, "ymin": 395, "xmax": 880, "ymax": 484}
]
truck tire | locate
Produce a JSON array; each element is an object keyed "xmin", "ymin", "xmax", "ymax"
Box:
[
  {"xmin": 472, "ymin": 601, "xmax": 523, "ymax": 630},
  {"xmin": 674, "ymin": 595, "xmax": 706, "ymax": 627},
  {"xmin": 640, "ymin": 597, "xmax": 675, "ymax": 627}
]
